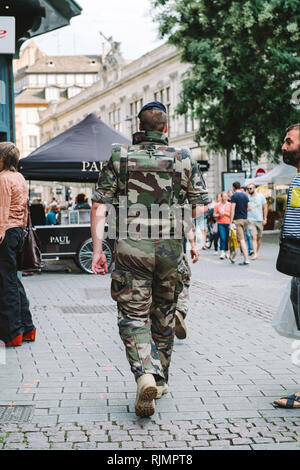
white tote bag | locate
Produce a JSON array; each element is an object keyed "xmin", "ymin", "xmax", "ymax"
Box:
[{"xmin": 272, "ymin": 281, "xmax": 300, "ymax": 340}]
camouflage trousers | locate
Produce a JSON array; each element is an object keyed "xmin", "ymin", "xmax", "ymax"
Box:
[
  {"xmin": 176, "ymin": 253, "xmax": 191, "ymax": 319},
  {"xmin": 111, "ymin": 238, "xmax": 183, "ymax": 384}
]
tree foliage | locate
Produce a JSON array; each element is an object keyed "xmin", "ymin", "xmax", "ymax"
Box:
[{"xmin": 152, "ymin": 0, "xmax": 300, "ymax": 163}]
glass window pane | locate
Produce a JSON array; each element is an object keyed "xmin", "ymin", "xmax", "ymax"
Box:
[{"xmin": 47, "ymin": 74, "xmax": 56, "ymax": 85}]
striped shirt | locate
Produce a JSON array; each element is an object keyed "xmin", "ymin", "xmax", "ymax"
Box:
[
  {"xmin": 282, "ymin": 173, "xmax": 300, "ymax": 238},
  {"xmin": 0, "ymin": 170, "xmax": 28, "ymax": 234}
]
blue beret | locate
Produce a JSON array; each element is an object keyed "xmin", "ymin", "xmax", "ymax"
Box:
[{"xmin": 138, "ymin": 101, "xmax": 167, "ymax": 118}]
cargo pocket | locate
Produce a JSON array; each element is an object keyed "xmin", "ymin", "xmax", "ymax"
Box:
[
  {"xmin": 111, "ymin": 270, "xmax": 133, "ymax": 302},
  {"xmin": 174, "ymin": 262, "xmax": 186, "ymax": 301},
  {"xmin": 290, "ymin": 187, "xmax": 300, "ymax": 208},
  {"xmin": 132, "ymin": 279, "xmax": 152, "ymax": 302}
]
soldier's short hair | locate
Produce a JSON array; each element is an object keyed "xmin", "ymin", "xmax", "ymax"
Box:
[
  {"xmin": 0, "ymin": 142, "xmax": 20, "ymax": 171},
  {"xmin": 139, "ymin": 109, "xmax": 167, "ymax": 132}
]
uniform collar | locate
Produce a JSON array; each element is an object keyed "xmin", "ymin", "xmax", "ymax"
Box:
[{"xmin": 132, "ymin": 131, "xmax": 169, "ymax": 146}]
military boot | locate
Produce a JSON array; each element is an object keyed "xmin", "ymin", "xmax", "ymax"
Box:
[
  {"xmin": 156, "ymin": 383, "xmax": 168, "ymax": 399},
  {"xmin": 175, "ymin": 310, "xmax": 187, "ymax": 339},
  {"xmin": 135, "ymin": 374, "xmax": 157, "ymax": 417}
]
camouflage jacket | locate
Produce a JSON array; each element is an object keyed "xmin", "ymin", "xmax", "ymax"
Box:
[
  {"xmin": 92, "ymin": 130, "xmax": 209, "ymax": 237},
  {"xmin": 92, "ymin": 131, "xmax": 208, "ymax": 205}
]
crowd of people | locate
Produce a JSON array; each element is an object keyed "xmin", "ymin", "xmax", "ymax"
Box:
[
  {"xmin": 30, "ymin": 193, "xmax": 91, "ymax": 226},
  {"xmin": 195, "ymin": 181, "xmax": 268, "ymax": 264}
]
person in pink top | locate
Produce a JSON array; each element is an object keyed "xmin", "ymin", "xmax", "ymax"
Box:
[
  {"xmin": 213, "ymin": 191, "xmax": 231, "ymax": 259},
  {"xmin": 0, "ymin": 142, "xmax": 36, "ymax": 347}
]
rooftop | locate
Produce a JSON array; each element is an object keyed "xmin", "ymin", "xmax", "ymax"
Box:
[
  {"xmin": 15, "ymin": 89, "xmax": 48, "ymax": 106},
  {"xmin": 17, "ymin": 55, "xmax": 101, "ymax": 75}
]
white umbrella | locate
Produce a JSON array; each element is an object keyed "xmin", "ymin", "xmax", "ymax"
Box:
[{"xmin": 245, "ymin": 163, "xmax": 297, "ymax": 186}]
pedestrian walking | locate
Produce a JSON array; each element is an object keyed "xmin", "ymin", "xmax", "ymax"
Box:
[
  {"xmin": 197, "ymin": 212, "xmax": 208, "ymax": 249},
  {"xmin": 274, "ymin": 123, "xmax": 300, "ymax": 409},
  {"xmin": 247, "ymin": 184, "xmax": 268, "ymax": 260},
  {"xmin": 210, "ymin": 193, "xmax": 221, "ymax": 255},
  {"xmin": 0, "ymin": 142, "xmax": 36, "ymax": 347},
  {"xmin": 229, "ymin": 181, "xmax": 251, "ymax": 265},
  {"xmin": 91, "ymin": 101, "xmax": 209, "ymax": 417},
  {"xmin": 241, "ymin": 186, "xmax": 254, "ymax": 255},
  {"xmin": 213, "ymin": 191, "xmax": 231, "ymax": 259}
]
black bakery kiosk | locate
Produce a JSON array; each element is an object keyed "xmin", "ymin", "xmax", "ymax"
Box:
[{"xmin": 19, "ymin": 114, "xmax": 130, "ymax": 274}]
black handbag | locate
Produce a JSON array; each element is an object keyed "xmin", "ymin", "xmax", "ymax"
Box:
[
  {"xmin": 17, "ymin": 207, "xmax": 42, "ymax": 271},
  {"xmin": 276, "ymin": 237, "xmax": 300, "ymax": 278}
]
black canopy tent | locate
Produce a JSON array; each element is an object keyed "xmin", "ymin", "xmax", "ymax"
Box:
[{"xmin": 18, "ymin": 113, "xmax": 131, "ymax": 182}]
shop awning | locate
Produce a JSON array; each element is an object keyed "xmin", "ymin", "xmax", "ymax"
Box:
[
  {"xmin": 245, "ymin": 163, "xmax": 297, "ymax": 186},
  {"xmin": 19, "ymin": 113, "xmax": 131, "ymax": 182}
]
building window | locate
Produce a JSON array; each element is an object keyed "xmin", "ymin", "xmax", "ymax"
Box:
[
  {"xmin": 153, "ymin": 86, "xmax": 171, "ymax": 135},
  {"xmin": 37, "ymin": 74, "xmax": 46, "ymax": 86},
  {"xmin": 85, "ymin": 74, "xmax": 94, "ymax": 85},
  {"xmin": 45, "ymin": 87, "xmax": 60, "ymax": 102},
  {"xmin": 56, "ymin": 74, "xmax": 66, "ymax": 85},
  {"xmin": 29, "ymin": 135, "xmax": 38, "ymax": 149},
  {"xmin": 75, "ymin": 74, "xmax": 85, "ymax": 85},
  {"xmin": 47, "ymin": 74, "xmax": 57, "ymax": 86},
  {"xmin": 109, "ymin": 108, "xmax": 121, "ymax": 131},
  {"xmin": 67, "ymin": 86, "xmax": 82, "ymax": 99},
  {"xmin": 29, "ymin": 75, "xmax": 38, "ymax": 86},
  {"xmin": 66, "ymin": 74, "xmax": 75, "ymax": 85},
  {"xmin": 27, "ymin": 110, "xmax": 38, "ymax": 124},
  {"xmin": 184, "ymin": 113, "xmax": 195, "ymax": 134},
  {"xmin": 129, "ymin": 98, "xmax": 143, "ymax": 133}
]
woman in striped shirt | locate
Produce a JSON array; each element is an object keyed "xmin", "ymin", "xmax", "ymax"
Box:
[{"xmin": 0, "ymin": 142, "xmax": 36, "ymax": 347}]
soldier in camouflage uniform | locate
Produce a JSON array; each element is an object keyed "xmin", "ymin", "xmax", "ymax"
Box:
[{"xmin": 91, "ymin": 101, "xmax": 209, "ymax": 417}]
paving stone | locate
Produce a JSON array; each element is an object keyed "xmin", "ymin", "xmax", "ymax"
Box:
[
  {"xmin": 5, "ymin": 433, "xmax": 25, "ymax": 443},
  {"xmin": 51, "ymin": 443, "xmax": 73, "ymax": 450},
  {"xmin": 0, "ymin": 249, "xmax": 296, "ymax": 450},
  {"xmin": 109, "ymin": 434, "xmax": 132, "ymax": 442},
  {"xmin": 4, "ymin": 443, "xmax": 28, "ymax": 450},
  {"xmin": 121, "ymin": 441, "xmax": 143, "ymax": 449},
  {"xmin": 73, "ymin": 442, "xmax": 97, "ymax": 449},
  {"xmin": 232, "ymin": 438, "xmax": 254, "ymax": 445}
]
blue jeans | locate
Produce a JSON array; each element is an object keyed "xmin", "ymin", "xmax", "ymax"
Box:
[
  {"xmin": 218, "ymin": 224, "xmax": 230, "ymax": 251},
  {"xmin": 245, "ymin": 224, "xmax": 253, "ymax": 252}
]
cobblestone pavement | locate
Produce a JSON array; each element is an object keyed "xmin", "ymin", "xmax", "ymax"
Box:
[{"xmin": 1, "ymin": 241, "xmax": 300, "ymax": 450}]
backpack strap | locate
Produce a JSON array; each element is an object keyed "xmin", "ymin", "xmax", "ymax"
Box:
[
  {"xmin": 118, "ymin": 145, "xmax": 129, "ymax": 196},
  {"xmin": 172, "ymin": 149, "xmax": 183, "ymax": 204}
]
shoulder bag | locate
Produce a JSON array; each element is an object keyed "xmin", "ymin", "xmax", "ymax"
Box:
[
  {"xmin": 276, "ymin": 237, "xmax": 300, "ymax": 278},
  {"xmin": 17, "ymin": 206, "xmax": 42, "ymax": 271}
]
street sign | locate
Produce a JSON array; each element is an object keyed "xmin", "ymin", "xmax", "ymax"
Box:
[
  {"xmin": 0, "ymin": 17, "xmax": 15, "ymax": 54},
  {"xmin": 198, "ymin": 160, "xmax": 210, "ymax": 172},
  {"xmin": 222, "ymin": 171, "xmax": 247, "ymax": 191},
  {"xmin": 256, "ymin": 168, "xmax": 266, "ymax": 177}
]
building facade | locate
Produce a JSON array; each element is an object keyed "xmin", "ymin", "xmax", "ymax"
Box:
[
  {"xmin": 13, "ymin": 42, "xmax": 101, "ymax": 158},
  {"xmin": 37, "ymin": 42, "xmax": 227, "ymax": 197}
]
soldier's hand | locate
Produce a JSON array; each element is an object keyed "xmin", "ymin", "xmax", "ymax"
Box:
[
  {"xmin": 92, "ymin": 252, "xmax": 108, "ymax": 275},
  {"xmin": 190, "ymin": 245, "xmax": 199, "ymax": 263}
]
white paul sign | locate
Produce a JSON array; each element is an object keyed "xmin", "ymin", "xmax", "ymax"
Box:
[{"xmin": 0, "ymin": 17, "xmax": 15, "ymax": 54}]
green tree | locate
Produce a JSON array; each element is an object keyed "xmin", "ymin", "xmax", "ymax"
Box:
[{"xmin": 153, "ymin": 0, "xmax": 300, "ymax": 165}]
